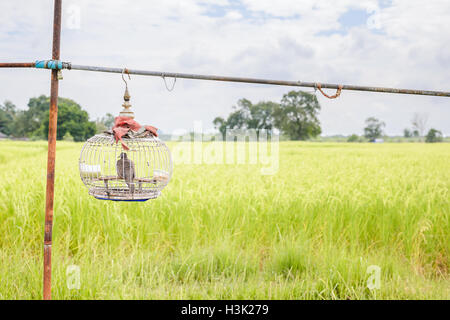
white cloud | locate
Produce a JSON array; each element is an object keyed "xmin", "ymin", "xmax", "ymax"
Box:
[
  {"xmin": 225, "ymin": 11, "xmax": 243, "ymax": 20},
  {"xmin": 0, "ymin": 0, "xmax": 449, "ymax": 136}
]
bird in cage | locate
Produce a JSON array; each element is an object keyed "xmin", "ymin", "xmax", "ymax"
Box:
[{"xmin": 116, "ymin": 152, "xmax": 135, "ymax": 194}]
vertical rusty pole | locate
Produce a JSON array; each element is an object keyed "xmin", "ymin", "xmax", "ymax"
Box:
[{"xmin": 43, "ymin": 0, "xmax": 62, "ymax": 300}]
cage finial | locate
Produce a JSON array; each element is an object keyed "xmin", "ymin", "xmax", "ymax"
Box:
[{"xmin": 120, "ymin": 68, "xmax": 134, "ymax": 119}]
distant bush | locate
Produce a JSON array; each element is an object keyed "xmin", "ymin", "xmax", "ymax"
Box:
[
  {"xmin": 347, "ymin": 134, "xmax": 359, "ymax": 142},
  {"xmin": 425, "ymin": 128, "xmax": 443, "ymax": 143},
  {"xmin": 63, "ymin": 132, "xmax": 74, "ymax": 142},
  {"xmin": 30, "ymin": 135, "xmax": 43, "ymax": 141}
]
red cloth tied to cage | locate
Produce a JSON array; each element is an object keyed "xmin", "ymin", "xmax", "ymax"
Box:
[{"xmin": 112, "ymin": 116, "xmax": 158, "ymax": 150}]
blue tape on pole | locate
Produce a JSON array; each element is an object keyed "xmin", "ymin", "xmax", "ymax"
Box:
[
  {"xmin": 35, "ymin": 60, "xmax": 63, "ymax": 70},
  {"xmin": 35, "ymin": 60, "xmax": 46, "ymax": 68}
]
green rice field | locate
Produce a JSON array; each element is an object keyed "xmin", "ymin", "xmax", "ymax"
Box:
[{"xmin": 0, "ymin": 141, "xmax": 448, "ymax": 299}]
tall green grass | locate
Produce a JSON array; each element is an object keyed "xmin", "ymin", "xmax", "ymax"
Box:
[{"xmin": 0, "ymin": 141, "xmax": 448, "ymax": 299}]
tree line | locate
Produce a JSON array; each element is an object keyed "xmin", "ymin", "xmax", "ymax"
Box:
[
  {"xmin": 1, "ymin": 93, "xmax": 445, "ymax": 143},
  {"xmin": 0, "ymin": 95, "xmax": 114, "ymax": 141},
  {"xmin": 213, "ymin": 90, "xmax": 322, "ymax": 140},
  {"xmin": 214, "ymin": 91, "xmax": 444, "ymax": 143},
  {"xmin": 348, "ymin": 113, "xmax": 443, "ymax": 143}
]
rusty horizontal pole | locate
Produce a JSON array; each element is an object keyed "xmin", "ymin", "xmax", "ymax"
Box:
[
  {"xmin": 0, "ymin": 62, "xmax": 35, "ymax": 68},
  {"xmin": 65, "ymin": 64, "xmax": 450, "ymax": 98},
  {"xmin": 1, "ymin": 60, "xmax": 450, "ymax": 97}
]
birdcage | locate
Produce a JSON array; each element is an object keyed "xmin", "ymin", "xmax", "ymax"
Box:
[
  {"xmin": 79, "ymin": 70, "xmax": 172, "ymax": 201},
  {"xmin": 79, "ymin": 134, "xmax": 172, "ymax": 201}
]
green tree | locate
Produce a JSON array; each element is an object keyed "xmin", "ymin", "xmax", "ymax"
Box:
[
  {"xmin": 8, "ymin": 95, "xmax": 54, "ymax": 138},
  {"xmin": 14, "ymin": 95, "xmax": 94, "ymax": 141},
  {"xmin": 425, "ymin": 128, "xmax": 443, "ymax": 143},
  {"xmin": 272, "ymin": 91, "xmax": 321, "ymax": 140},
  {"xmin": 411, "ymin": 113, "xmax": 428, "ymax": 138},
  {"xmin": 213, "ymin": 91, "xmax": 321, "ymax": 140},
  {"xmin": 40, "ymin": 98, "xmax": 96, "ymax": 141},
  {"xmin": 97, "ymin": 113, "xmax": 115, "ymax": 132},
  {"xmin": 213, "ymin": 109, "xmax": 245, "ymax": 139},
  {"xmin": 347, "ymin": 134, "xmax": 359, "ymax": 142},
  {"xmin": 0, "ymin": 100, "xmax": 17, "ymax": 136},
  {"xmin": 96, "ymin": 121, "xmax": 107, "ymax": 134},
  {"xmin": 24, "ymin": 95, "xmax": 51, "ymax": 135},
  {"xmin": 213, "ymin": 99, "xmax": 278, "ymax": 138},
  {"xmin": 403, "ymin": 128, "xmax": 412, "ymax": 138},
  {"xmin": 213, "ymin": 117, "xmax": 227, "ymax": 138},
  {"xmin": 95, "ymin": 113, "xmax": 115, "ymax": 133},
  {"xmin": 236, "ymin": 99, "xmax": 277, "ymax": 130},
  {"xmin": 364, "ymin": 117, "xmax": 385, "ymax": 142},
  {"xmin": 225, "ymin": 108, "xmax": 246, "ymax": 129}
]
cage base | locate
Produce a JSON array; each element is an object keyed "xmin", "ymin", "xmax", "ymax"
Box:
[
  {"xmin": 89, "ymin": 188, "xmax": 161, "ymax": 201},
  {"xmin": 93, "ymin": 197, "xmax": 151, "ymax": 202}
]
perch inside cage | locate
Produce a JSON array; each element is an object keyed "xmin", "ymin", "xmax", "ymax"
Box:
[{"xmin": 79, "ymin": 72, "xmax": 172, "ymax": 201}]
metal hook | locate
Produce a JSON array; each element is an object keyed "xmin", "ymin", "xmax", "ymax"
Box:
[
  {"xmin": 299, "ymin": 80, "xmax": 317, "ymax": 95},
  {"xmin": 122, "ymin": 68, "xmax": 131, "ymax": 90},
  {"xmin": 161, "ymin": 73, "xmax": 177, "ymax": 92}
]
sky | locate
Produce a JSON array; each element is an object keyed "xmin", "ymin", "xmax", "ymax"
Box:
[{"xmin": 0, "ymin": 0, "xmax": 449, "ymax": 136}]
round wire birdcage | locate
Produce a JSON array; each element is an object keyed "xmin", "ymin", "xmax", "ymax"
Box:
[{"xmin": 79, "ymin": 133, "xmax": 172, "ymax": 201}]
